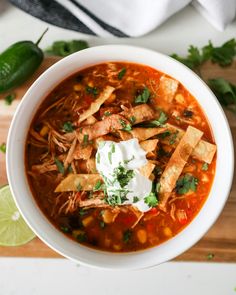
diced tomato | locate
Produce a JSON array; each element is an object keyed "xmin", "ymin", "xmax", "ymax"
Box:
[
  {"xmin": 84, "ymin": 95, "xmax": 94, "ymax": 105},
  {"xmin": 147, "ymin": 222, "xmax": 155, "ymax": 233},
  {"xmin": 116, "ymin": 213, "xmax": 136, "ymax": 227},
  {"xmin": 149, "ymin": 207, "xmax": 159, "ymax": 214}
]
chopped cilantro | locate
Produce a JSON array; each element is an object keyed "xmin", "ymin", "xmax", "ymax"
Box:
[
  {"xmin": 99, "ymin": 221, "xmax": 105, "ymax": 228},
  {"xmin": 111, "ymin": 143, "xmax": 115, "ymax": 153},
  {"xmin": 149, "ymin": 112, "xmax": 168, "ymax": 127},
  {"xmin": 133, "ymin": 196, "xmax": 139, "ymax": 203},
  {"xmin": 93, "ymin": 180, "xmax": 102, "ymax": 191},
  {"xmin": 86, "ymin": 85, "xmax": 98, "ymax": 96},
  {"xmin": 130, "ymin": 116, "xmax": 136, "ymax": 124},
  {"xmin": 63, "ymin": 121, "xmax": 74, "ymax": 133},
  {"xmin": 45, "ymin": 40, "xmax": 88, "ymax": 56},
  {"xmin": 79, "ymin": 209, "xmax": 87, "ymax": 216},
  {"xmin": 68, "ymin": 165, "xmax": 73, "ymax": 173},
  {"xmin": 169, "ymin": 131, "xmax": 179, "ymax": 145},
  {"xmin": 105, "ymin": 190, "xmax": 129, "ymax": 206},
  {"xmin": 176, "ymin": 174, "xmax": 198, "ymax": 195},
  {"xmin": 54, "ymin": 157, "xmax": 64, "ymax": 174},
  {"xmin": 99, "ymin": 141, "xmax": 106, "ymax": 148},
  {"xmin": 202, "ymin": 163, "xmax": 209, "ymax": 171},
  {"xmin": 113, "ymin": 164, "xmax": 134, "ymax": 188},
  {"xmin": 76, "ymin": 233, "xmax": 87, "ymax": 243},
  {"xmin": 124, "ymin": 155, "xmax": 135, "ymax": 164},
  {"xmin": 104, "ymin": 111, "xmax": 111, "ymax": 116},
  {"xmin": 157, "ymin": 131, "xmax": 171, "ymax": 139},
  {"xmin": 4, "ymin": 93, "xmax": 15, "ymax": 105},
  {"xmin": 60, "ymin": 226, "xmax": 70, "ymax": 233},
  {"xmin": 83, "ymin": 134, "xmax": 89, "ymax": 144},
  {"xmin": 156, "ymin": 182, "xmax": 161, "ymax": 193},
  {"xmin": 108, "ymin": 151, "xmax": 112, "ymax": 164},
  {"xmin": 208, "ymin": 78, "xmax": 236, "ymax": 113},
  {"xmin": 135, "ymin": 87, "xmax": 150, "ymax": 104},
  {"xmin": 77, "ymin": 183, "xmax": 82, "ymax": 191},
  {"xmin": 144, "ymin": 192, "xmax": 158, "ymax": 207},
  {"xmin": 118, "ymin": 68, "xmax": 126, "ymax": 80},
  {"xmin": 207, "ymin": 253, "xmax": 214, "ymax": 260},
  {"xmin": 123, "ymin": 229, "xmax": 132, "ymax": 243},
  {"xmin": 96, "ymin": 152, "xmax": 100, "ymax": 164},
  {"xmin": 119, "ymin": 119, "xmax": 132, "ymax": 131},
  {"xmin": 0, "ymin": 143, "xmax": 6, "ymax": 154}
]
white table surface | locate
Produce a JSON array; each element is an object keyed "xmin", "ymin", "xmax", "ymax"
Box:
[{"xmin": 0, "ymin": 1, "xmax": 236, "ymax": 294}]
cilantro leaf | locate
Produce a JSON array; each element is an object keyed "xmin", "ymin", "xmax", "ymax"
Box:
[
  {"xmin": 135, "ymin": 87, "xmax": 150, "ymax": 104},
  {"xmin": 83, "ymin": 134, "xmax": 89, "ymax": 145},
  {"xmin": 4, "ymin": 93, "xmax": 15, "ymax": 105},
  {"xmin": 86, "ymin": 85, "xmax": 98, "ymax": 96},
  {"xmin": 148, "ymin": 111, "xmax": 168, "ymax": 127},
  {"xmin": 45, "ymin": 40, "xmax": 88, "ymax": 56},
  {"xmin": 202, "ymin": 163, "xmax": 209, "ymax": 171},
  {"xmin": 208, "ymin": 78, "xmax": 236, "ymax": 112},
  {"xmin": 130, "ymin": 116, "xmax": 136, "ymax": 124},
  {"xmin": 0, "ymin": 143, "xmax": 6, "ymax": 154},
  {"xmin": 112, "ymin": 164, "xmax": 134, "ymax": 188},
  {"xmin": 54, "ymin": 157, "xmax": 65, "ymax": 174},
  {"xmin": 93, "ymin": 180, "xmax": 103, "ymax": 191},
  {"xmin": 171, "ymin": 39, "xmax": 236, "ymax": 71},
  {"xmin": 119, "ymin": 119, "xmax": 132, "ymax": 131},
  {"xmin": 176, "ymin": 174, "xmax": 198, "ymax": 195},
  {"xmin": 144, "ymin": 192, "xmax": 158, "ymax": 207},
  {"xmin": 123, "ymin": 229, "xmax": 132, "ymax": 243},
  {"xmin": 133, "ymin": 196, "xmax": 139, "ymax": 203},
  {"xmin": 63, "ymin": 121, "xmax": 74, "ymax": 133},
  {"xmin": 118, "ymin": 68, "xmax": 126, "ymax": 80}
]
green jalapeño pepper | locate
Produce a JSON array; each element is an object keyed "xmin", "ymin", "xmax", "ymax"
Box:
[{"xmin": 0, "ymin": 28, "xmax": 48, "ymax": 93}]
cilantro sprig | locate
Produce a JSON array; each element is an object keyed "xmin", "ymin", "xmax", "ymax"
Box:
[
  {"xmin": 135, "ymin": 87, "xmax": 150, "ymax": 104},
  {"xmin": 176, "ymin": 174, "xmax": 198, "ymax": 195},
  {"xmin": 171, "ymin": 39, "xmax": 236, "ymax": 72}
]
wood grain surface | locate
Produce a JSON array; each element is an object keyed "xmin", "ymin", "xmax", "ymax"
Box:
[{"xmin": 0, "ymin": 57, "xmax": 235, "ymax": 262}]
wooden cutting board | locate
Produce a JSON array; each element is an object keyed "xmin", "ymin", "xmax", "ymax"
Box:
[{"xmin": 0, "ymin": 57, "xmax": 236, "ymax": 262}]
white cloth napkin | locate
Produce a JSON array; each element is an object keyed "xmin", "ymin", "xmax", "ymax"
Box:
[
  {"xmin": 67, "ymin": 0, "xmax": 236, "ymax": 37},
  {"xmin": 10, "ymin": 0, "xmax": 236, "ymax": 37}
]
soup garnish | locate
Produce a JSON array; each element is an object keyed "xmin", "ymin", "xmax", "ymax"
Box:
[{"xmin": 26, "ymin": 62, "xmax": 216, "ymax": 252}]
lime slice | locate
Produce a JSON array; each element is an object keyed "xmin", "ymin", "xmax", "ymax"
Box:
[{"xmin": 0, "ymin": 185, "xmax": 36, "ymax": 246}]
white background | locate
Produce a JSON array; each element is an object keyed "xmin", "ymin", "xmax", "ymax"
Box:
[{"xmin": 0, "ymin": 1, "xmax": 236, "ymax": 294}]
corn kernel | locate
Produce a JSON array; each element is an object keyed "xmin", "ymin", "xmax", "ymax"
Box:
[
  {"xmin": 82, "ymin": 216, "xmax": 94, "ymax": 227},
  {"xmin": 137, "ymin": 229, "xmax": 147, "ymax": 244},
  {"xmin": 39, "ymin": 125, "xmax": 49, "ymax": 137},
  {"xmin": 163, "ymin": 227, "xmax": 172, "ymax": 238}
]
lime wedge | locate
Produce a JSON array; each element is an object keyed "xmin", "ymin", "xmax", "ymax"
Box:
[{"xmin": 0, "ymin": 185, "xmax": 35, "ymax": 246}]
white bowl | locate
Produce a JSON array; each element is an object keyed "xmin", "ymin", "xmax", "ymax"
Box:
[{"xmin": 6, "ymin": 45, "xmax": 234, "ymax": 270}]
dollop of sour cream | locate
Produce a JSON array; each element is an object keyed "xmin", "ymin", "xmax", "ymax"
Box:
[{"xmin": 95, "ymin": 138, "xmax": 153, "ymax": 212}]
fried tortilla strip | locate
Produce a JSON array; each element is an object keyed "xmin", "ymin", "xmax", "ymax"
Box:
[
  {"xmin": 86, "ymin": 158, "xmax": 97, "ymax": 173},
  {"xmin": 140, "ymin": 139, "xmax": 159, "ymax": 153},
  {"xmin": 78, "ymin": 86, "xmax": 115, "ymax": 123},
  {"xmin": 55, "ymin": 174, "xmax": 102, "ymax": 192},
  {"xmin": 78, "ymin": 197, "xmax": 106, "ymax": 208},
  {"xmin": 117, "ymin": 130, "xmax": 133, "ymax": 141},
  {"xmin": 164, "ymin": 123, "xmax": 216, "ymax": 164},
  {"xmin": 159, "ymin": 126, "xmax": 203, "ymax": 210},
  {"xmin": 73, "ymin": 143, "xmax": 93, "ymax": 160},
  {"xmin": 139, "ymin": 161, "xmax": 156, "ymax": 179},
  {"xmin": 77, "ymin": 114, "xmax": 130, "ymax": 142},
  {"xmin": 130, "ymin": 127, "xmax": 168, "ymax": 141},
  {"xmin": 192, "ymin": 140, "xmax": 217, "ymax": 164},
  {"xmin": 158, "ymin": 76, "xmax": 179, "ymax": 103},
  {"xmin": 121, "ymin": 104, "xmax": 155, "ymax": 124},
  {"xmin": 84, "ymin": 115, "xmax": 97, "ymax": 125}
]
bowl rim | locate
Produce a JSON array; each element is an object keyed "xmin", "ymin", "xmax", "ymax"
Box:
[{"xmin": 6, "ymin": 44, "xmax": 234, "ymax": 270}]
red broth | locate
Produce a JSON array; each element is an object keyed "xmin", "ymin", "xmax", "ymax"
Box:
[{"xmin": 25, "ymin": 62, "xmax": 216, "ymax": 252}]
